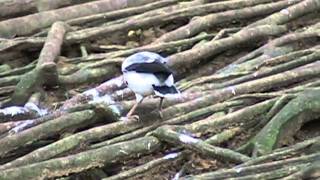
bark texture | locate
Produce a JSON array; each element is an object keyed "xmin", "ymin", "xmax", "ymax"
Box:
[{"xmin": 0, "ymin": 0, "xmax": 319, "ymax": 179}]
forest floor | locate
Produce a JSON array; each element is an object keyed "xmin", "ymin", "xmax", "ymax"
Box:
[{"xmin": 0, "ymin": 0, "xmax": 320, "ymax": 179}]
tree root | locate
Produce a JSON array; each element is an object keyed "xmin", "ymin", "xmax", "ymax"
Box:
[
  {"xmin": 0, "ymin": 0, "xmax": 159, "ymax": 37},
  {"xmin": 187, "ymin": 152, "xmax": 320, "ymax": 179},
  {"xmin": 0, "ymin": 136, "xmax": 161, "ymax": 180},
  {"xmin": 155, "ymin": 0, "xmax": 298, "ymax": 43},
  {"xmin": 0, "ymin": 0, "xmax": 319, "ymax": 178},
  {"xmin": 10, "ymin": 21, "xmax": 67, "ymax": 105},
  {"xmin": 239, "ymin": 89, "xmax": 320, "ymax": 156},
  {"xmin": 152, "ymin": 125, "xmax": 250, "ymax": 163}
]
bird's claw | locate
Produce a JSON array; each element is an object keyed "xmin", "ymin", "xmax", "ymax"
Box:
[{"xmin": 120, "ymin": 115, "xmax": 140, "ymax": 122}]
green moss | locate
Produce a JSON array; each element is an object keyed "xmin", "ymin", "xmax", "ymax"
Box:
[{"xmin": 241, "ymin": 89, "xmax": 320, "ymax": 156}]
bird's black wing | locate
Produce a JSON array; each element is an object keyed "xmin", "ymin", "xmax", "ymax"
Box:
[{"xmin": 125, "ymin": 61, "xmax": 172, "ymax": 81}]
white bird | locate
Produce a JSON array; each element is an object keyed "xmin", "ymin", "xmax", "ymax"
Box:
[{"xmin": 121, "ymin": 51, "xmax": 180, "ymax": 120}]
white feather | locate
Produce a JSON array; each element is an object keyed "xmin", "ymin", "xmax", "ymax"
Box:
[
  {"xmin": 123, "ymin": 71, "xmax": 161, "ymax": 97},
  {"xmin": 135, "ymin": 93, "xmax": 144, "ymax": 103},
  {"xmin": 164, "ymin": 74, "xmax": 174, "ymax": 86},
  {"xmin": 122, "ymin": 52, "xmax": 179, "ymax": 103}
]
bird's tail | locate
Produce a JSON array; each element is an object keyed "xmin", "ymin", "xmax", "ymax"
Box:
[{"xmin": 153, "ymin": 85, "xmax": 180, "ymax": 98}]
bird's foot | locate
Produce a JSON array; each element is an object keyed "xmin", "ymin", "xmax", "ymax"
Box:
[{"xmin": 120, "ymin": 115, "xmax": 140, "ymax": 122}]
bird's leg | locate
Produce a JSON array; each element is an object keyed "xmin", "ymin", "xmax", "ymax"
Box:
[
  {"xmin": 158, "ymin": 97, "xmax": 164, "ymax": 119},
  {"xmin": 125, "ymin": 95, "xmax": 144, "ymax": 121},
  {"xmin": 126, "ymin": 102, "xmax": 139, "ymax": 118}
]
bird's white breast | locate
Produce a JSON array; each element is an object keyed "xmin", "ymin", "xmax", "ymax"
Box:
[{"xmin": 123, "ymin": 71, "xmax": 161, "ymax": 96}]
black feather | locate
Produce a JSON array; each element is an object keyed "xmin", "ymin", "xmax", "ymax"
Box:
[
  {"xmin": 125, "ymin": 62, "xmax": 172, "ymax": 81},
  {"xmin": 152, "ymin": 85, "xmax": 179, "ymax": 95}
]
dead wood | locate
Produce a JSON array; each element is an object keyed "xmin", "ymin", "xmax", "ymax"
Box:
[
  {"xmin": 239, "ymin": 136, "xmax": 320, "ymax": 167},
  {"xmin": 248, "ymin": 0, "xmax": 320, "ymax": 27},
  {"xmin": 155, "ymin": 0, "xmax": 300, "ymax": 43},
  {"xmin": 10, "ymin": 22, "xmax": 67, "ymax": 105},
  {"xmin": 240, "ymin": 89, "xmax": 320, "ymax": 156},
  {"xmin": 0, "ymin": 136, "xmax": 160, "ymax": 180},
  {"xmin": 0, "ymin": 0, "xmax": 160, "ymax": 38},
  {"xmin": 0, "ymin": 0, "xmax": 37, "ymax": 19},
  {"xmin": 0, "ymin": 109, "xmax": 96, "ymax": 158},
  {"xmin": 283, "ymin": 161, "xmax": 320, "ymax": 179},
  {"xmin": 36, "ymin": 0, "xmax": 96, "ymax": 12},
  {"xmin": 0, "ymin": 0, "xmax": 319, "ymax": 179},
  {"xmin": 74, "ymin": 33, "xmax": 215, "ymax": 62},
  {"xmin": 91, "ymin": 100, "xmax": 243, "ymax": 149},
  {"xmin": 104, "ymin": 152, "xmax": 182, "ymax": 180},
  {"xmin": 152, "ymin": 125, "xmax": 250, "ymax": 163},
  {"xmin": 216, "ymin": 49, "xmax": 320, "ymax": 89},
  {"xmin": 0, "ymin": 116, "xmax": 142, "ymax": 170},
  {"xmin": 65, "ymin": 0, "xmax": 284, "ymax": 43},
  {"xmin": 168, "ymin": 25, "xmax": 288, "ymax": 75},
  {"xmin": 187, "ymin": 152, "xmax": 320, "ymax": 179},
  {"xmin": 67, "ymin": 0, "xmax": 179, "ymax": 26}
]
